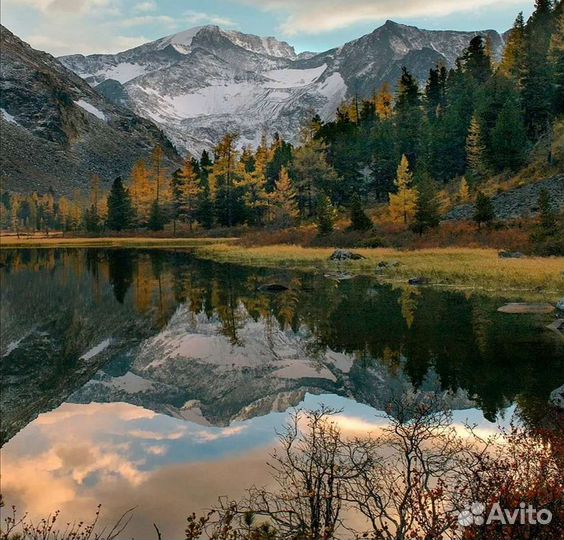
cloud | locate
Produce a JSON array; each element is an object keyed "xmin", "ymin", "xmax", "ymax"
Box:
[
  {"xmin": 135, "ymin": 0, "xmax": 156, "ymax": 12},
  {"xmin": 121, "ymin": 14, "xmax": 177, "ymax": 28},
  {"xmin": 234, "ymin": 0, "xmax": 526, "ymax": 35},
  {"xmin": 184, "ymin": 10, "xmax": 239, "ymax": 28},
  {"xmin": 10, "ymin": 0, "xmax": 119, "ymax": 15}
]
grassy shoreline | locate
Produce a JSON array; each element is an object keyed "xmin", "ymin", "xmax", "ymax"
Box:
[
  {"xmin": 194, "ymin": 243, "xmax": 563, "ymax": 299},
  {"xmin": 1, "ymin": 236, "xmax": 562, "ymax": 299}
]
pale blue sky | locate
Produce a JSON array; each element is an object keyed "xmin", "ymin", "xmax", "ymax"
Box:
[{"xmin": 1, "ymin": 0, "xmax": 535, "ymax": 56}]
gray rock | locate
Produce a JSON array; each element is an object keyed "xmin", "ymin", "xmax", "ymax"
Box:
[
  {"xmin": 445, "ymin": 175, "xmax": 564, "ymax": 221},
  {"xmin": 549, "ymin": 384, "xmax": 564, "ymax": 409},
  {"xmin": 498, "ymin": 251, "xmax": 525, "ymax": 259},
  {"xmin": 329, "ymin": 249, "xmax": 366, "ymax": 261},
  {"xmin": 408, "ymin": 277, "xmax": 429, "ymax": 285},
  {"xmin": 556, "ymin": 298, "xmax": 564, "ymax": 312},
  {"xmin": 324, "ymin": 272, "xmax": 353, "ymax": 281}
]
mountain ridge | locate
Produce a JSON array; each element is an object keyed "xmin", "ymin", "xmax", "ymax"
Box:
[
  {"xmin": 58, "ymin": 21, "xmax": 505, "ymax": 157},
  {"xmin": 0, "ymin": 25, "xmax": 181, "ymax": 195}
]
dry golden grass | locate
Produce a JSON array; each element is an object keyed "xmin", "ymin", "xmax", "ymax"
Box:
[{"xmin": 194, "ymin": 244, "xmax": 563, "ymax": 298}]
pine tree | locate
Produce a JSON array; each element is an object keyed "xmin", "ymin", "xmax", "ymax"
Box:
[
  {"xmin": 395, "ymin": 67, "xmax": 423, "ymax": 159},
  {"xmin": 549, "ymin": 3, "xmax": 564, "ymax": 114},
  {"xmin": 237, "ymin": 141, "xmax": 270, "ymax": 224},
  {"xmin": 465, "ymin": 115, "xmax": 488, "ymax": 178},
  {"xmin": 461, "ymin": 35, "xmax": 492, "ymax": 83},
  {"xmin": 148, "ymin": 199, "xmax": 166, "ymax": 231},
  {"xmin": 270, "ymin": 166, "xmax": 299, "ymax": 227},
  {"xmin": 292, "ymin": 138, "xmax": 340, "ymax": 217},
  {"xmin": 389, "ymin": 155, "xmax": 418, "ymax": 225},
  {"xmin": 410, "ymin": 174, "xmax": 440, "ymax": 236},
  {"xmin": 473, "ymin": 191, "xmax": 495, "ymax": 229},
  {"xmin": 106, "ymin": 177, "xmax": 134, "ymax": 231},
  {"xmin": 349, "ymin": 193, "xmax": 372, "ymax": 231},
  {"xmin": 490, "ymin": 95, "xmax": 527, "ymax": 171},
  {"xmin": 521, "ymin": 0, "xmax": 555, "ymax": 138},
  {"xmin": 316, "ymin": 194, "xmax": 336, "ymax": 234}
]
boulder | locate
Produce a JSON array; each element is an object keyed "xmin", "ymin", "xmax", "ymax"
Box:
[
  {"xmin": 497, "ymin": 303, "xmax": 555, "ymax": 314},
  {"xmin": 324, "ymin": 272, "xmax": 353, "ymax": 281},
  {"xmin": 257, "ymin": 283, "xmax": 289, "ymax": 292},
  {"xmin": 329, "ymin": 249, "xmax": 366, "ymax": 261},
  {"xmin": 556, "ymin": 297, "xmax": 564, "ymax": 312},
  {"xmin": 408, "ymin": 277, "xmax": 429, "ymax": 286},
  {"xmin": 498, "ymin": 251, "xmax": 525, "ymax": 259},
  {"xmin": 549, "ymin": 384, "xmax": 564, "ymax": 409},
  {"xmin": 376, "ymin": 260, "xmax": 400, "ymax": 269}
]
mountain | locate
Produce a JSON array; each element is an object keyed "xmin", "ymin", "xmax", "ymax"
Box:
[
  {"xmin": 0, "ymin": 25, "xmax": 180, "ymax": 196},
  {"xmin": 59, "ymin": 22, "xmax": 505, "ymax": 156}
]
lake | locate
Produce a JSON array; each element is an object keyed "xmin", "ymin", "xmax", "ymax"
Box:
[{"xmin": 1, "ymin": 248, "xmax": 562, "ymax": 538}]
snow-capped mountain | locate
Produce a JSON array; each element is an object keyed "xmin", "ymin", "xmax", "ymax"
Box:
[{"xmin": 59, "ymin": 22, "xmax": 504, "ymax": 156}]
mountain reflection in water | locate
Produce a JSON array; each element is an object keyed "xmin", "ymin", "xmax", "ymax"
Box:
[{"xmin": 1, "ymin": 247, "xmax": 562, "ymax": 538}]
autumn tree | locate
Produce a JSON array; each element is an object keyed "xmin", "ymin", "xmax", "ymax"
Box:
[
  {"xmin": 172, "ymin": 159, "xmax": 203, "ymax": 231},
  {"xmin": 458, "ymin": 177, "xmax": 471, "ymax": 203},
  {"xmin": 466, "ymin": 115, "xmax": 488, "ymax": 178},
  {"xmin": 389, "ymin": 155, "xmax": 418, "ymax": 225},
  {"xmin": 375, "ymin": 82, "xmax": 394, "ymax": 120},
  {"xmin": 269, "ymin": 166, "xmax": 299, "ymax": 227},
  {"xmin": 210, "ymin": 133, "xmax": 247, "ymax": 227}
]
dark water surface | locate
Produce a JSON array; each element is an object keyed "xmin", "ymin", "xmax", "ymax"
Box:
[{"xmin": 1, "ymin": 248, "xmax": 562, "ymax": 538}]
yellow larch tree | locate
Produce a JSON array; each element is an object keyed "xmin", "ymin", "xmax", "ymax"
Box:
[
  {"xmin": 389, "ymin": 155, "xmax": 418, "ymax": 225},
  {"xmin": 269, "ymin": 166, "xmax": 299, "ymax": 227},
  {"xmin": 375, "ymin": 83, "xmax": 394, "ymax": 120}
]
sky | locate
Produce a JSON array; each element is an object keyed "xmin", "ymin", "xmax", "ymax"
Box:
[{"xmin": 1, "ymin": 0, "xmax": 535, "ymax": 57}]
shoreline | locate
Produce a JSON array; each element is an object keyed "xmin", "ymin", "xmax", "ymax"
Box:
[{"xmin": 1, "ymin": 236, "xmax": 562, "ymax": 300}]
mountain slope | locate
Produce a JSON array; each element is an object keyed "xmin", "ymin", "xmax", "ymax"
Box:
[
  {"xmin": 59, "ymin": 22, "xmax": 504, "ymax": 157},
  {"xmin": 0, "ymin": 25, "xmax": 180, "ymax": 195}
]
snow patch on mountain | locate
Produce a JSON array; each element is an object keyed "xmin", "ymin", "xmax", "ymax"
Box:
[
  {"xmin": 74, "ymin": 99, "xmax": 107, "ymax": 121},
  {"xmin": 263, "ymin": 64, "xmax": 327, "ymax": 88},
  {"xmin": 93, "ymin": 63, "xmax": 149, "ymax": 84},
  {"xmin": 1, "ymin": 108, "xmax": 19, "ymax": 125}
]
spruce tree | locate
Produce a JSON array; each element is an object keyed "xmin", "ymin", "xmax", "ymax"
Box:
[
  {"xmin": 490, "ymin": 95, "xmax": 527, "ymax": 171},
  {"xmin": 316, "ymin": 194, "xmax": 336, "ymax": 234},
  {"xmin": 461, "ymin": 35, "xmax": 492, "ymax": 83},
  {"xmin": 148, "ymin": 200, "xmax": 166, "ymax": 231},
  {"xmin": 106, "ymin": 177, "xmax": 134, "ymax": 231},
  {"xmin": 410, "ymin": 175, "xmax": 440, "ymax": 236},
  {"xmin": 349, "ymin": 193, "xmax": 373, "ymax": 231},
  {"xmin": 473, "ymin": 191, "xmax": 495, "ymax": 229}
]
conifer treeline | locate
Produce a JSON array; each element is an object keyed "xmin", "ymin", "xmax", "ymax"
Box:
[{"xmin": 1, "ymin": 1, "xmax": 561, "ymax": 235}]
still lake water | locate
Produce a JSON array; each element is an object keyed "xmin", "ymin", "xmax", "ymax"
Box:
[{"xmin": 1, "ymin": 248, "xmax": 563, "ymax": 538}]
